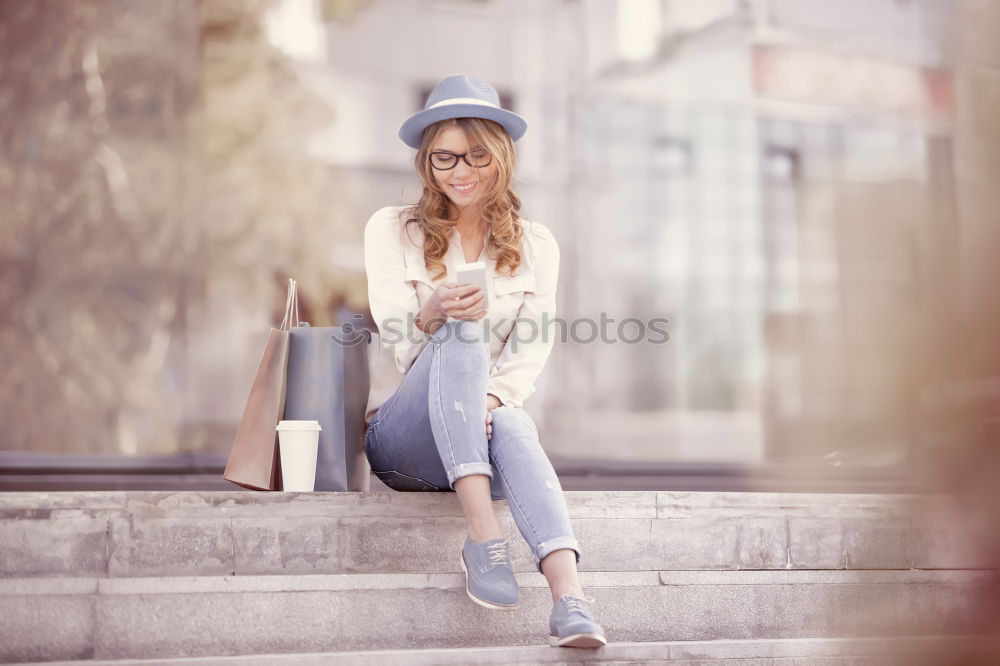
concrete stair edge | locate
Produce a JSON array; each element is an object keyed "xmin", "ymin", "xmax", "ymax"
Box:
[
  {"xmin": 4, "ymin": 568, "xmax": 995, "ymax": 662},
  {"xmin": 0, "ymin": 490, "xmax": 954, "ymax": 517},
  {"xmin": 5, "ymin": 489, "xmax": 995, "ymax": 579},
  {"xmin": 9, "ymin": 636, "xmax": 1000, "ymax": 666},
  {"xmin": 2, "ymin": 568, "xmax": 995, "ymax": 596}
]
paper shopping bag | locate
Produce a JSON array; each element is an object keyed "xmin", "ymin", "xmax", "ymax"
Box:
[{"xmin": 223, "ymin": 279, "xmax": 299, "ymax": 490}]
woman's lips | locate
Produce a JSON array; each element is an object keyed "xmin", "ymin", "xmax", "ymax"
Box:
[{"xmin": 451, "ymin": 182, "xmax": 477, "ymax": 194}]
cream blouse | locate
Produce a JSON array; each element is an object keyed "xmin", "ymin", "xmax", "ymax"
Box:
[{"xmin": 363, "ymin": 205, "xmax": 560, "ymax": 427}]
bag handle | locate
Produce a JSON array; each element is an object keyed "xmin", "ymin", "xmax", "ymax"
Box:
[{"xmin": 279, "ymin": 278, "xmax": 300, "ymax": 331}]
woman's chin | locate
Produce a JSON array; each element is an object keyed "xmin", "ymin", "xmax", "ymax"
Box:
[{"xmin": 446, "ymin": 196, "xmax": 481, "ymax": 211}]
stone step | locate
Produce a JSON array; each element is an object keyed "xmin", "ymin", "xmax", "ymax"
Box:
[
  {"xmin": 2, "ymin": 569, "xmax": 993, "ymax": 662},
  {"xmin": 11, "ymin": 636, "xmax": 1000, "ymax": 666},
  {"xmin": 0, "ymin": 491, "xmax": 990, "ymax": 578}
]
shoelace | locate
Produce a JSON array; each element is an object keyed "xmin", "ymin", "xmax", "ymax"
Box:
[
  {"xmin": 562, "ymin": 594, "xmax": 596, "ymax": 615},
  {"xmin": 486, "ymin": 539, "xmax": 510, "ymax": 567}
]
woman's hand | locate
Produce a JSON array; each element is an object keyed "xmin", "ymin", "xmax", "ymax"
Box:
[
  {"xmin": 416, "ymin": 281, "xmax": 486, "ymax": 334},
  {"xmin": 485, "ymin": 393, "xmax": 502, "ymax": 440}
]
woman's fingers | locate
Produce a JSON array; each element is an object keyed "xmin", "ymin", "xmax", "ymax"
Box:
[
  {"xmin": 453, "ymin": 296, "xmax": 485, "ymax": 318},
  {"xmin": 442, "ymin": 286, "xmax": 485, "ymax": 318},
  {"xmin": 443, "ymin": 283, "xmax": 478, "ymax": 304},
  {"xmin": 454, "ymin": 301, "xmax": 485, "ymax": 319},
  {"xmin": 486, "ymin": 411, "xmax": 493, "ymax": 440},
  {"xmin": 465, "ymin": 300, "xmax": 488, "ymax": 319}
]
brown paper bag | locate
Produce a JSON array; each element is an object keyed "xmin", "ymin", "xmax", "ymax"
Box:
[{"xmin": 223, "ymin": 279, "xmax": 299, "ymax": 490}]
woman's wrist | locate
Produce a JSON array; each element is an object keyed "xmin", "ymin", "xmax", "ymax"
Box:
[{"xmin": 416, "ymin": 302, "xmax": 446, "ymax": 335}]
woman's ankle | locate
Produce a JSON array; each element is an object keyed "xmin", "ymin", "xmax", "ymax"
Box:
[
  {"xmin": 551, "ymin": 587, "xmax": 586, "ymax": 604},
  {"xmin": 467, "ymin": 526, "xmax": 505, "ymax": 543}
]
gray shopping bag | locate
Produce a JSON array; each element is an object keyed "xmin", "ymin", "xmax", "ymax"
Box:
[{"xmin": 285, "ymin": 319, "xmax": 372, "ymax": 492}]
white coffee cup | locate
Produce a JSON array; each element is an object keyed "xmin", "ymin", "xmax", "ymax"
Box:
[{"xmin": 275, "ymin": 420, "xmax": 322, "ymax": 491}]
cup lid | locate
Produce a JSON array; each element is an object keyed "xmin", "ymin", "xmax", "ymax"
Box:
[{"xmin": 276, "ymin": 420, "xmax": 322, "ymax": 431}]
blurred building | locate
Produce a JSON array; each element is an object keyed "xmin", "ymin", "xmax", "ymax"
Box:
[
  {"xmin": 566, "ymin": 0, "xmax": 955, "ymax": 470},
  {"xmin": 274, "ymin": 0, "xmax": 958, "ymax": 474},
  {"xmin": 7, "ymin": 0, "xmax": 997, "ymax": 495}
]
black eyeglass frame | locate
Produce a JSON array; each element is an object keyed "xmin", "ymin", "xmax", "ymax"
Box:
[{"xmin": 428, "ymin": 150, "xmax": 493, "ymax": 170}]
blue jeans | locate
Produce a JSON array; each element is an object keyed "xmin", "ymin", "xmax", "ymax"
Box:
[{"xmin": 364, "ymin": 319, "xmax": 582, "ymax": 575}]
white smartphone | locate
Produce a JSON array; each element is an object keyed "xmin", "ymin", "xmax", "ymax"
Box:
[{"xmin": 455, "ymin": 261, "xmax": 490, "ymax": 310}]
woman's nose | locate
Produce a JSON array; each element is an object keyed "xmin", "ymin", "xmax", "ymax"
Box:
[{"xmin": 453, "ymin": 160, "xmax": 475, "ymax": 179}]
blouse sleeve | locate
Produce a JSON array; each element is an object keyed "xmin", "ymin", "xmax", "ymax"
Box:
[
  {"xmin": 363, "ymin": 207, "xmax": 429, "ymax": 375},
  {"xmin": 486, "ymin": 223, "xmax": 560, "ymax": 408}
]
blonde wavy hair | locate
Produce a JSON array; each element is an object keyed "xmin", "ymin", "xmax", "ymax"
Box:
[{"xmin": 401, "ymin": 117, "xmax": 524, "ymax": 280}]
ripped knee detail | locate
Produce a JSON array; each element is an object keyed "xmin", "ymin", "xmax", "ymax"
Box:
[{"xmin": 452, "ymin": 399, "xmax": 468, "ymax": 423}]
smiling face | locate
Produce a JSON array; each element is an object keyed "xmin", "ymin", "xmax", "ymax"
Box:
[{"xmin": 429, "ymin": 125, "xmax": 498, "ymax": 215}]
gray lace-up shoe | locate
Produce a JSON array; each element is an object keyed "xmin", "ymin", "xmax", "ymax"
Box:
[
  {"xmin": 459, "ymin": 536, "xmax": 520, "ymax": 610},
  {"xmin": 549, "ymin": 594, "xmax": 608, "ymax": 648}
]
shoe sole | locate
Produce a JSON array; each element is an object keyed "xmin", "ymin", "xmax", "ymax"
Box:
[
  {"xmin": 459, "ymin": 550, "xmax": 520, "ymax": 610},
  {"xmin": 549, "ymin": 632, "xmax": 608, "ymax": 648}
]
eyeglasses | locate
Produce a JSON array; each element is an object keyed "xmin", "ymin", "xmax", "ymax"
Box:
[{"xmin": 429, "ymin": 149, "xmax": 492, "ymax": 170}]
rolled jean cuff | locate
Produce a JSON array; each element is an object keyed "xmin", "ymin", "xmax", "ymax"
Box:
[
  {"xmin": 534, "ymin": 536, "xmax": 581, "ymax": 575},
  {"xmin": 447, "ymin": 461, "xmax": 494, "ymax": 489}
]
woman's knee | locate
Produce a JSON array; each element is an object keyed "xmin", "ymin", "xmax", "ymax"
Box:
[
  {"xmin": 487, "ymin": 409, "xmax": 543, "ymax": 499},
  {"xmin": 431, "ymin": 319, "xmax": 489, "ymax": 363},
  {"xmin": 432, "ymin": 318, "xmax": 486, "ymax": 343},
  {"xmin": 492, "ymin": 405, "xmax": 538, "ymax": 440},
  {"xmin": 488, "ymin": 407, "xmax": 541, "ymax": 448}
]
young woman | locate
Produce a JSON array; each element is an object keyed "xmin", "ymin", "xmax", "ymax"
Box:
[{"xmin": 362, "ymin": 75, "xmax": 606, "ymax": 649}]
